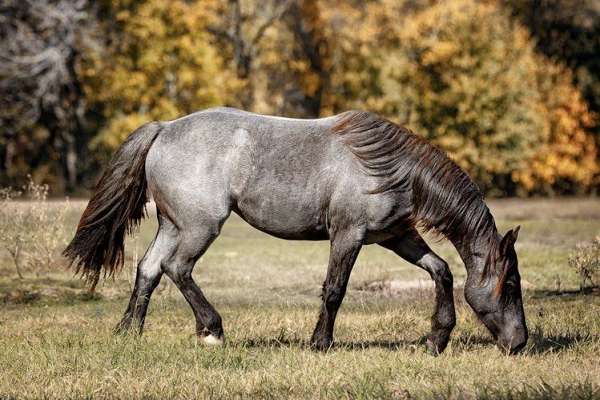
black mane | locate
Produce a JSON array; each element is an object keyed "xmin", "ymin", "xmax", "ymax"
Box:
[{"xmin": 332, "ymin": 110, "xmax": 497, "ymax": 244}]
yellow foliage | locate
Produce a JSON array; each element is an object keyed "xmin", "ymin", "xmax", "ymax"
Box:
[
  {"xmin": 83, "ymin": 0, "xmax": 236, "ymax": 154},
  {"xmin": 323, "ymin": 0, "xmax": 598, "ymax": 194},
  {"xmin": 81, "ymin": 0, "xmax": 597, "ymax": 194},
  {"xmin": 513, "ymin": 62, "xmax": 598, "ymax": 193},
  {"xmin": 375, "ymin": 0, "xmax": 546, "ymax": 189}
]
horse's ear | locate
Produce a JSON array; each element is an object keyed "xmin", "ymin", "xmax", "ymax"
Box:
[
  {"xmin": 500, "ymin": 226, "xmax": 520, "ymax": 255},
  {"xmin": 510, "ymin": 225, "xmax": 520, "ymax": 242}
]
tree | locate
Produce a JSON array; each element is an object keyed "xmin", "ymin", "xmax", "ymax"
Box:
[
  {"xmin": 513, "ymin": 61, "xmax": 598, "ymax": 194},
  {"xmin": 208, "ymin": 0, "xmax": 293, "ymax": 111},
  {"xmin": 506, "ymin": 0, "xmax": 600, "ymax": 190},
  {"xmin": 281, "ymin": 0, "xmax": 331, "ymax": 117},
  {"xmin": 319, "ymin": 0, "xmax": 432, "ymax": 115},
  {"xmin": 0, "ymin": 0, "xmax": 99, "ymax": 191},
  {"xmin": 83, "ymin": 0, "xmax": 231, "ymax": 154},
  {"xmin": 320, "ymin": 0, "xmax": 597, "ymax": 194},
  {"xmin": 374, "ymin": 0, "xmax": 546, "ymax": 192},
  {"xmin": 506, "ymin": 0, "xmax": 600, "ymax": 128}
]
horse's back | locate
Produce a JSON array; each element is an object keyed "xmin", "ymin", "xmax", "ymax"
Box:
[{"xmin": 145, "ymin": 108, "xmax": 367, "ymax": 239}]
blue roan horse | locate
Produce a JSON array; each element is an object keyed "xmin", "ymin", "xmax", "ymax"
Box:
[{"xmin": 64, "ymin": 107, "xmax": 527, "ymax": 354}]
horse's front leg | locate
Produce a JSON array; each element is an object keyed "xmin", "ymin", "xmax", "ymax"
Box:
[
  {"xmin": 380, "ymin": 230, "xmax": 456, "ymax": 355},
  {"xmin": 311, "ymin": 227, "xmax": 363, "ymax": 351}
]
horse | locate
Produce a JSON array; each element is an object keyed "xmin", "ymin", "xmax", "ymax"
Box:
[{"xmin": 64, "ymin": 107, "xmax": 528, "ymax": 355}]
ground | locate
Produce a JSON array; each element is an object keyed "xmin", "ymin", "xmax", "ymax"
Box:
[{"xmin": 0, "ymin": 199, "xmax": 599, "ymax": 399}]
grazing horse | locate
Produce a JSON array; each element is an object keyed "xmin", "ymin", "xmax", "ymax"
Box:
[{"xmin": 64, "ymin": 107, "xmax": 528, "ymax": 354}]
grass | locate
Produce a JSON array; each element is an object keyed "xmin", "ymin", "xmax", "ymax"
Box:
[{"xmin": 0, "ymin": 198, "xmax": 599, "ymax": 399}]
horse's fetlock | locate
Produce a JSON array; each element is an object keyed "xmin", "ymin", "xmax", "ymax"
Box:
[
  {"xmin": 310, "ymin": 334, "xmax": 333, "ymax": 352},
  {"xmin": 441, "ymin": 317, "xmax": 456, "ymax": 331},
  {"xmin": 433, "ymin": 312, "xmax": 456, "ymax": 331},
  {"xmin": 204, "ymin": 314, "xmax": 223, "ymax": 333}
]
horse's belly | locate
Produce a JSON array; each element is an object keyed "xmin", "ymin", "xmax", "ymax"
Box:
[{"xmin": 232, "ymin": 192, "xmax": 329, "ymax": 240}]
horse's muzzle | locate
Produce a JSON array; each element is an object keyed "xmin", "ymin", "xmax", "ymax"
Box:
[{"xmin": 498, "ymin": 327, "xmax": 528, "ymax": 354}]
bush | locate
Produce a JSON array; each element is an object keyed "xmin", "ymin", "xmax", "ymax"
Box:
[
  {"xmin": 0, "ymin": 177, "xmax": 68, "ymax": 278},
  {"xmin": 568, "ymin": 237, "xmax": 600, "ymax": 289}
]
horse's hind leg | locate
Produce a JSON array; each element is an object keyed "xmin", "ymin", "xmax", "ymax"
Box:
[
  {"xmin": 161, "ymin": 215, "xmax": 227, "ymax": 345},
  {"xmin": 379, "ymin": 230, "xmax": 456, "ymax": 355},
  {"xmin": 115, "ymin": 213, "xmax": 177, "ymax": 334}
]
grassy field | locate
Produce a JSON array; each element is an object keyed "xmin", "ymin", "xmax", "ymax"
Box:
[{"xmin": 0, "ymin": 198, "xmax": 599, "ymax": 399}]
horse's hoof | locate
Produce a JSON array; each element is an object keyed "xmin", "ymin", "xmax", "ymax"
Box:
[
  {"xmin": 425, "ymin": 339, "xmax": 441, "ymax": 356},
  {"xmin": 200, "ymin": 333, "xmax": 225, "ymax": 346},
  {"xmin": 310, "ymin": 338, "xmax": 333, "ymax": 352}
]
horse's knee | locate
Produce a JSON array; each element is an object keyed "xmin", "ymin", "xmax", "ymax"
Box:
[
  {"xmin": 323, "ymin": 285, "xmax": 345, "ymax": 312},
  {"xmin": 424, "ymin": 256, "xmax": 452, "ymax": 286},
  {"xmin": 161, "ymin": 227, "xmax": 219, "ymax": 281},
  {"xmin": 161, "ymin": 258, "xmax": 194, "ymax": 285},
  {"xmin": 161, "ymin": 250, "xmax": 193, "ymax": 284}
]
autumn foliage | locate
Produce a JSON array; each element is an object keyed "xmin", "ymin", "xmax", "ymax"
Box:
[
  {"xmin": 83, "ymin": 0, "xmax": 234, "ymax": 153},
  {"xmin": 1, "ymin": 0, "xmax": 598, "ymax": 196},
  {"xmin": 322, "ymin": 0, "xmax": 598, "ymax": 195}
]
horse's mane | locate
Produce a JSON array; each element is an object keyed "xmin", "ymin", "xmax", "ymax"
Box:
[{"xmin": 331, "ymin": 110, "xmax": 497, "ymax": 244}]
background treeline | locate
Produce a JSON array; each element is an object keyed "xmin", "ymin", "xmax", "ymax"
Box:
[{"xmin": 1, "ymin": 0, "xmax": 599, "ymax": 196}]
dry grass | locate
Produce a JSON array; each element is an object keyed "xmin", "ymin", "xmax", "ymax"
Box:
[{"xmin": 0, "ymin": 199, "xmax": 599, "ymax": 399}]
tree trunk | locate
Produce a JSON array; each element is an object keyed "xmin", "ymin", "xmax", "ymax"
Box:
[{"xmin": 286, "ymin": 0, "xmax": 330, "ymax": 117}]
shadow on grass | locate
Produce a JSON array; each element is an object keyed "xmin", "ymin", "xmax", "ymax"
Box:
[
  {"xmin": 1, "ymin": 287, "xmax": 104, "ymax": 306},
  {"xmin": 452, "ymin": 330, "xmax": 596, "ymax": 355},
  {"xmin": 238, "ymin": 335, "xmax": 501, "ymax": 352},
  {"xmin": 451, "ymin": 334, "xmax": 496, "ymax": 347},
  {"xmin": 238, "ymin": 331, "xmax": 597, "ymax": 354},
  {"xmin": 237, "ymin": 337, "xmax": 307, "ymax": 349},
  {"xmin": 527, "ymin": 332, "xmax": 597, "ymax": 354},
  {"xmin": 236, "ymin": 335, "xmax": 426, "ymax": 351},
  {"xmin": 531, "ymin": 286, "xmax": 599, "ymax": 299},
  {"xmin": 475, "ymin": 381, "xmax": 598, "ymax": 400},
  {"xmin": 335, "ymin": 338, "xmax": 423, "ymax": 351}
]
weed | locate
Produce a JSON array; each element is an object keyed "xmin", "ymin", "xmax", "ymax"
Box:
[{"xmin": 569, "ymin": 237, "xmax": 600, "ymax": 289}]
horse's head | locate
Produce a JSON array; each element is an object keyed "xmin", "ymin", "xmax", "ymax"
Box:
[{"xmin": 464, "ymin": 226, "xmax": 528, "ymax": 354}]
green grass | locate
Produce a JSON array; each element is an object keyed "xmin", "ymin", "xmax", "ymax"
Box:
[{"xmin": 0, "ymin": 199, "xmax": 599, "ymax": 399}]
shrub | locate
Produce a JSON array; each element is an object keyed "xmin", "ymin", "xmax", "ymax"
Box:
[
  {"xmin": 0, "ymin": 187, "xmax": 27, "ymax": 278},
  {"xmin": 0, "ymin": 176, "xmax": 68, "ymax": 278},
  {"xmin": 568, "ymin": 237, "xmax": 600, "ymax": 289}
]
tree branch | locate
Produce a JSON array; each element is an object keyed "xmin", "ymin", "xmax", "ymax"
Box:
[{"xmin": 251, "ymin": 0, "xmax": 294, "ymax": 47}]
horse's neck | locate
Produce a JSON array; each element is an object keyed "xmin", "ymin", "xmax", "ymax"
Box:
[{"xmin": 449, "ymin": 213, "xmax": 499, "ymax": 277}]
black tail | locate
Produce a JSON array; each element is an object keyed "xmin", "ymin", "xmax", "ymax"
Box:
[{"xmin": 64, "ymin": 122, "xmax": 162, "ymax": 283}]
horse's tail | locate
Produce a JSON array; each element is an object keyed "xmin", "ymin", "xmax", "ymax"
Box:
[{"xmin": 63, "ymin": 122, "xmax": 162, "ymax": 283}]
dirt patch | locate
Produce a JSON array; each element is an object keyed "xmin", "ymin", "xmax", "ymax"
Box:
[
  {"xmin": 358, "ymin": 279, "xmax": 535, "ymax": 297},
  {"xmin": 1, "ymin": 284, "xmax": 114, "ymax": 305},
  {"xmin": 357, "ymin": 279, "xmax": 458, "ymax": 298},
  {"xmin": 2, "ymin": 289, "xmax": 41, "ymax": 304}
]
